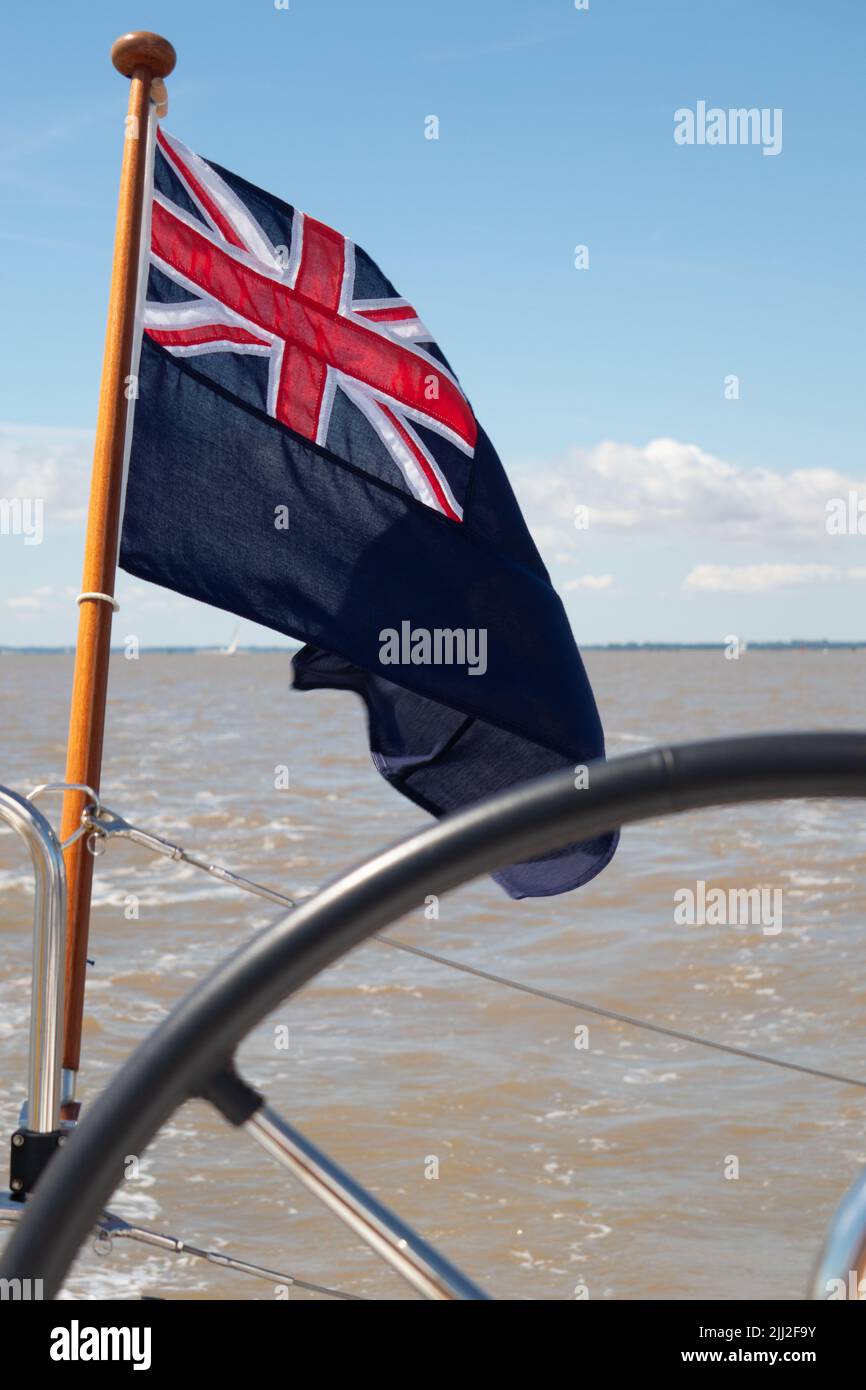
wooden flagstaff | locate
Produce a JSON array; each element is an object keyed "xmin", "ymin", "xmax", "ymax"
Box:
[{"xmin": 58, "ymin": 32, "xmax": 175, "ymax": 1097}]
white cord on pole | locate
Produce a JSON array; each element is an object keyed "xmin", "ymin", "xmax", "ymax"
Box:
[{"xmin": 76, "ymin": 592, "xmax": 120, "ymax": 613}]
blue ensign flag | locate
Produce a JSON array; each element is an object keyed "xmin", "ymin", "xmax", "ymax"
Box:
[{"xmin": 119, "ymin": 130, "xmax": 618, "ymax": 897}]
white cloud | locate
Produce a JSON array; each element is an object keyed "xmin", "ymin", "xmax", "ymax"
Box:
[
  {"xmin": 563, "ymin": 573, "xmax": 615, "ymax": 592},
  {"xmin": 0, "ymin": 423, "xmax": 93, "ymax": 526},
  {"xmin": 4, "ymin": 584, "xmax": 73, "ymax": 611},
  {"xmin": 682, "ymin": 563, "xmax": 866, "ymax": 593},
  {"xmin": 115, "ymin": 581, "xmax": 176, "ymax": 615},
  {"xmin": 5, "ymin": 594, "xmax": 42, "ymax": 609},
  {"xmin": 516, "ymin": 437, "xmax": 865, "ymax": 550}
]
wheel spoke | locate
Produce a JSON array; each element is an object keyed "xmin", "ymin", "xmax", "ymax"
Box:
[{"xmin": 245, "ymin": 1103, "xmax": 489, "ymax": 1300}]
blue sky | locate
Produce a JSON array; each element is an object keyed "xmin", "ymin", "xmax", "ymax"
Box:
[{"xmin": 1, "ymin": 0, "xmax": 864, "ymax": 646}]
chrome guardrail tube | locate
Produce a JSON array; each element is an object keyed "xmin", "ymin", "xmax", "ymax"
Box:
[
  {"xmin": 0, "ymin": 787, "xmax": 66, "ymax": 1134},
  {"xmin": 810, "ymin": 1168, "xmax": 866, "ymax": 1300}
]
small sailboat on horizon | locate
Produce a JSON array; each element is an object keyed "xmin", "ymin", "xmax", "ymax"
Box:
[{"xmin": 197, "ymin": 620, "xmax": 242, "ymax": 656}]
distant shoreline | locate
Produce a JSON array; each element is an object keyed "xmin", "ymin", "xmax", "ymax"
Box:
[{"xmin": 1, "ymin": 642, "xmax": 863, "ymax": 655}]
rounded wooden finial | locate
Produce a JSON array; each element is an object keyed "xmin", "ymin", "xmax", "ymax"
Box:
[{"xmin": 111, "ymin": 31, "xmax": 176, "ymax": 80}]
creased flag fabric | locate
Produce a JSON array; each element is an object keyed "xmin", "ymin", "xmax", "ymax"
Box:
[{"xmin": 119, "ymin": 130, "xmax": 619, "ymax": 897}]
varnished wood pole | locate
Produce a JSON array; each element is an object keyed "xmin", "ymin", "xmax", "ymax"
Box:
[{"xmin": 59, "ymin": 32, "xmax": 176, "ymax": 1087}]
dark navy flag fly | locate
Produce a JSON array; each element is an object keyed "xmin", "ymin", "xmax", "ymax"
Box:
[{"xmin": 120, "ymin": 130, "xmax": 618, "ymax": 897}]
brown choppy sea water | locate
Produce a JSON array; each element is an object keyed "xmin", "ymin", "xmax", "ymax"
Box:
[{"xmin": 1, "ymin": 650, "xmax": 865, "ymax": 1300}]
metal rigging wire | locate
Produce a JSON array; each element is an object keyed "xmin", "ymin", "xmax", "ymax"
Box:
[{"xmin": 77, "ymin": 798, "xmax": 866, "ymax": 1094}]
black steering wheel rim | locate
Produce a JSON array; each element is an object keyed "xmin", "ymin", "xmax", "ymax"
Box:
[{"xmin": 4, "ymin": 730, "xmax": 866, "ymax": 1296}]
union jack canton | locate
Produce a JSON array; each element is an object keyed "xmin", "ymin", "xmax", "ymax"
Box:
[{"xmin": 145, "ymin": 129, "xmax": 476, "ymax": 522}]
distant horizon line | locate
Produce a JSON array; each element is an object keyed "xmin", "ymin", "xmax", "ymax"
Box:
[{"xmin": 1, "ymin": 641, "xmax": 863, "ymax": 655}]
